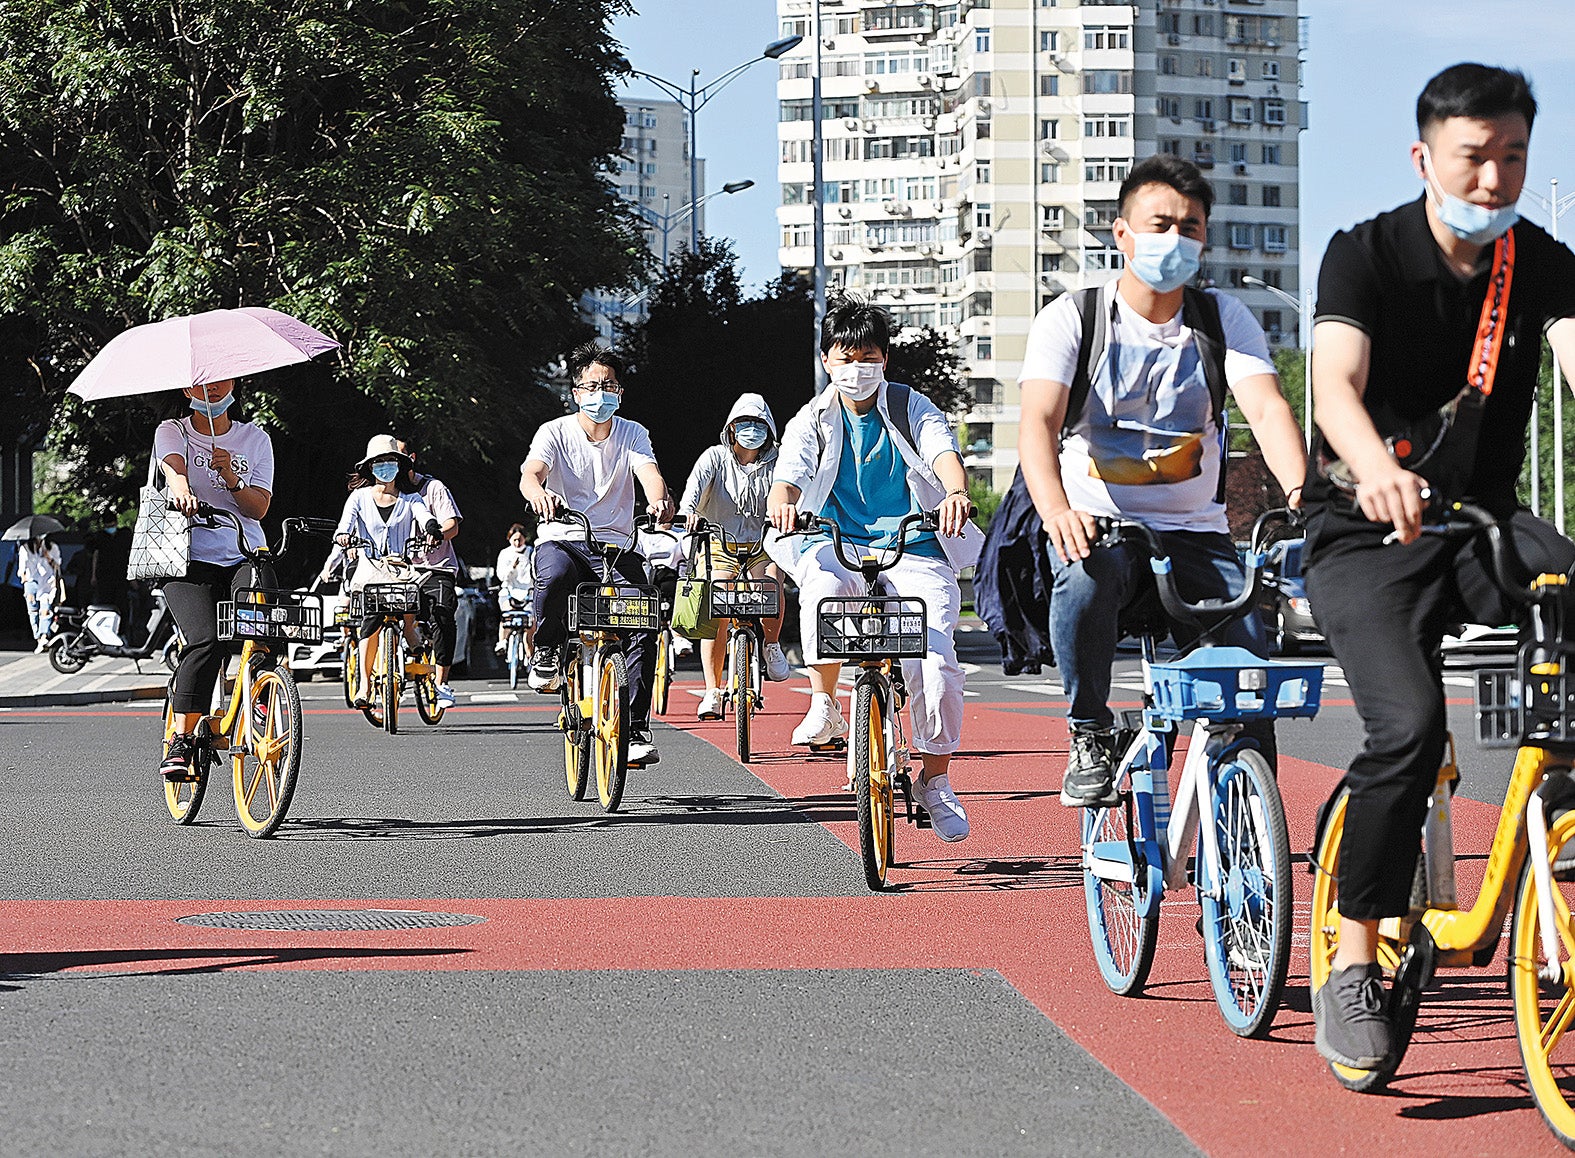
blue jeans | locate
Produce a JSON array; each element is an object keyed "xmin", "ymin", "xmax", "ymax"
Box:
[
  {"xmin": 22, "ymin": 579, "xmax": 55, "ymax": 643},
  {"xmin": 1047, "ymin": 529, "xmax": 1268, "ymax": 732}
]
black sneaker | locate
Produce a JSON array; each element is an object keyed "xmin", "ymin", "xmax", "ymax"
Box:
[
  {"xmin": 161, "ymin": 733, "xmax": 198, "ymax": 782},
  {"xmin": 1060, "ymin": 728, "xmax": 1119, "ymax": 806},
  {"xmin": 628, "ymin": 727, "xmax": 659, "ymax": 765},
  {"xmin": 527, "ymin": 646, "xmax": 562, "ymax": 693},
  {"xmin": 1314, "ymin": 962, "xmax": 1394, "ymax": 1071}
]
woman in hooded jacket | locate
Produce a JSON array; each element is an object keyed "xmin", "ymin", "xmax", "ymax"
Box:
[{"xmin": 678, "ymin": 394, "xmax": 791, "ymax": 719}]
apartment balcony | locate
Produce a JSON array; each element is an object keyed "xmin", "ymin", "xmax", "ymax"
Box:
[{"xmin": 964, "ymin": 403, "xmax": 1021, "ymax": 424}]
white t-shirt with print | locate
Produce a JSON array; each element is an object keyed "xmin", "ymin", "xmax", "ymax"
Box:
[
  {"xmin": 1018, "ymin": 281, "xmax": 1276, "ymax": 533},
  {"xmin": 524, "ymin": 416, "xmax": 657, "ymax": 545},
  {"xmin": 153, "ymin": 417, "xmax": 276, "ymax": 565}
]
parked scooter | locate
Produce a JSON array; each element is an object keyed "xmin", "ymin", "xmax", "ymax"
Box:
[{"xmin": 47, "ymin": 589, "xmax": 182, "ymax": 675}]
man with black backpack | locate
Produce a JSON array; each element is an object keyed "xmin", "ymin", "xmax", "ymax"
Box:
[{"xmin": 1017, "ymin": 155, "xmax": 1306, "ymax": 807}]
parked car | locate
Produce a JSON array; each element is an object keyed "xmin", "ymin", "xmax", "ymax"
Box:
[
  {"xmin": 1257, "ymin": 536, "xmax": 1322, "ymax": 655},
  {"xmin": 287, "ymin": 589, "xmax": 349, "ymax": 680}
]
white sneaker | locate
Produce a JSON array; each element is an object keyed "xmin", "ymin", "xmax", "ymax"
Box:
[
  {"xmin": 435, "ymin": 684, "xmax": 457, "ymax": 710},
  {"xmin": 763, "ymin": 642, "xmax": 791, "ymax": 682},
  {"xmin": 34, "ymin": 638, "xmax": 47, "ymax": 653},
  {"xmin": 696, "ymin": 689, "xmax": 724, "ymax": 720},
  {"xmin": 914, "ymin": 773, "xmax": 970, "ymax": 843},
  {"xmin": 628, "ymin": 728, "xmax": 659, "ymax": 765},
  {"xmin": 792, "ymin": 692, "xmax": 848, "ymax": 746}
]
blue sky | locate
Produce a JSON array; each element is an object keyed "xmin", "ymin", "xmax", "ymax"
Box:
[{"xmin": 613, "ymin": 1, "xmax": 1575, "ymax": 305}]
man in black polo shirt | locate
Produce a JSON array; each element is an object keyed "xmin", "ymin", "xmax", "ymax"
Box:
[{"xmin": 1304, "ymin": 63, "xmax": 1575, "ymax": 1078}]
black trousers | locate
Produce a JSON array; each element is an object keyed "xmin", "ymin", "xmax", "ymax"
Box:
[
  {"xmin": 1305, "ymin": 508, "xmax": 1575, "ymax": 920},
  {"xmin": 356, "ymin": 570, "xmax": 456, "ymax": 666},
  {"xmin": 532, "ymin": 539, "xmax": 654, "ymax": 726},
  {"xmin": 162, "ymin": 560, "xmax": 268, "ymax": 715}
]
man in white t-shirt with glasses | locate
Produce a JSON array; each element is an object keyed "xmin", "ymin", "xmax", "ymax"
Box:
[
  {"xmin": 1016, "ymin": 155, "xmax": 1306, "ymax": 807},
  {"xmin": 519, "ymin": 343, "xmax": 675, "ymax": 765}
]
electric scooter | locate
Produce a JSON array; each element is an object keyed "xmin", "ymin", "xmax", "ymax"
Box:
[{"xmin": 47, "ymin": 589, "xmax": 183, "ymax": 675}]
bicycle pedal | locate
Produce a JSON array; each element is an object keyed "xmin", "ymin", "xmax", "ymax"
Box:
[{"xmin": 808, "ymin": 738, "xmax": 848, "ymax": 754}]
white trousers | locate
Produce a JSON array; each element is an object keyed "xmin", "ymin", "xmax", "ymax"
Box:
[{"xmin": 788, "ymin": 541, "xmax": 963, "ymax": 756}]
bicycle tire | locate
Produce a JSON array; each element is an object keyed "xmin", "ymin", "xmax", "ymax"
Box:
[
  {"xmin": 508, "ymin": 636, "xmax": 521, "ymax": 691},
  {"xmin": 1309, "ymin": 789, "xmax": 1421, "ymax": 1091},
  {"xmin": 380, "ymin": 624, "xmax": 400, "ymax": 735},
  {"xmin": 1512, "ymin": 806, "xmax": 1575, "ymax": 1147},
  {"xmin": 231, "ymin": 661, "xmax": 303, "ymax": 838},
  {"xmin": 852, "ymin": 679, "xmax": 895, "ymax": 891},
  {"xmin": 161, "ymin": 636, "xmax": 181, "ymax": 673},
  {"xmin": 653, "ymin": 628, "xmax": 672, "ymax": 716},
  {"xmin": 341, "ymin": 633, "xmax": 359, "ymax": 710},
  {"xmin": 160, "ymin": 680, "xmax": 208, "ymax": 825},
  {"xmin": 561, "ymin": 656, "xmax": 591, "ymax": 801},
  {"xmin": 48, "ymin": 634, "xmax": 88, "ymax": 675},
  {"xmin": 415, "ymin": 642, "xmax": 444, "ymax": 725},
  {"xmin": 1082, "ymin": 764, "xmax": 1160, "ymax": 996},
  {"xmin": 1199, "ymin": 747, "xmax": 1292, "ymax": 1038},
  {"xmin": 733, "ymin": 630, "xmax": 753, "ymax": 764},
  {"xmin": 593, "ymin": 648, "xmax": 630, "ymax": 812}
]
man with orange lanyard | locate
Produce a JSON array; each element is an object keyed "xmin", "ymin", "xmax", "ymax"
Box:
[{"xmin": 1304, "ymin": 63, "xmax": 1575, "ymax": 1077}]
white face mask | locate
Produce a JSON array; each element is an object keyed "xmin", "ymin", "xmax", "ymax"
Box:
[
  {"xmin": 1421, "ymin": 145, "xmax": 1520, "ymax": 245},
  {"xmin": 829, "ymin": 361, "xmax": 884, "ymax": 401}
]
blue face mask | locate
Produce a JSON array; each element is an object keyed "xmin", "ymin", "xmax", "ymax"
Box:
[
  {"xmin": 1127, "ymin": 231, "xmax": 1205, "ymax": 293},
  {"xmin": 733, "ymin": 421, "xmax": 769, "ymax": 450},
  {"xmin": 577, "ymin": 389, "xmax": 621, "ymax": 423},
  {"xmin": 370, "ymin": 461, "xmax": 401, "ymax": 483},
  {"xmin": 1423, "ymin": 146, "xmax": 1519, "ymax": 245},
  {"xmin": 188, "ymin": 391, "xmax": 235, "ymax": 419}
]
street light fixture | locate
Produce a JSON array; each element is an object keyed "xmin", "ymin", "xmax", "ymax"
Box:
[
  {"xmin": 634, "ymin": 181, "xmax": 756, "ymax": 269},
  {"xmin": 627, "ymin": 36, "xmax": 802, "ymax": 254},
  {"xmin": 1241, "ymin": 274, "xmax": 1314, "ymax": 448}
]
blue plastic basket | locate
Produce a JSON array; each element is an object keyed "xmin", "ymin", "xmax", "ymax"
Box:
[{"xmin": 1146, "ymin": 646, "xmax": 1323, "ymax": 723}]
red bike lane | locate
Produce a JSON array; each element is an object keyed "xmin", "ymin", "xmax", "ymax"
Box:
[{"xmin": 1, "ymin": 686, "xmax": 1560, "ymax": 1156}]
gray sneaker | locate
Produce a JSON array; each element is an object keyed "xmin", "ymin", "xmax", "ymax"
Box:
[
  {"xmin": 1060, "ymin": 728, "xmax": 1119, "ymax": 806},
  {"xmin": 1314, "ymin": 963, "xmax": 1394, "ymax": 1071}
]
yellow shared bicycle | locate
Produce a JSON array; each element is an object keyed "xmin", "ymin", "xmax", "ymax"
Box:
[{"xmin": 1310, "ymin": 503, "xmax": 1575, "ymax": 1147}]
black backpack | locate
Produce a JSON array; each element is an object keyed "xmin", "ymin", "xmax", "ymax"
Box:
[{"xmin": 1065, "ymin": 284, "xmax": 1232, "ymax": 503}]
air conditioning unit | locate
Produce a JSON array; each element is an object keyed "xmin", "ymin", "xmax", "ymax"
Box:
[
  {"xmin": 863, "ymin": 119, "xmax": 877, "ymax": 132},
  {"xmin": 838, "ymin": 206, "xmax": 854, "ymax": 219},
  {"xmin": 882, "ymin": 200, "xmax": 900, "ymax": 213},
  {"xmin": 1167, "ymin": 33, "xmax": 1181, "ymax": 45},
  {"xmin": 975, "ymin": 228, "xmax": 993, "ymax": 246},
  {"xmin": 922, "ymin": 116, "xmax": 936, "ymax": 130},
  {"xmin": 918, "ymin": 74, "xmax": 934, "ymax": 88},
  {"xmin": 822, "ymin": 36, "xmax": 836, "ymax": 50},
  {"xmin": 843, "ymin": 117, "xmax": 859, "ymax": 130},
  {"xmin": 1039, "ymin": 140, "xmax": 1061, "ymax": 157},
  {"xmin": 890, "ymin": 287, "xmax": 907, "ymax": 298},
  {"xmin": 867, "ymin": 242, "xmax": 884, "ymax": 252},
  {"xmin": 829, "ymin": 248, "xmax": 844, "ymax": 260},
  {"xmin": 865, "ymin": 79, "xmax": 880, "ymax": 92},
  {"xmin": 918, "ymin": 244, "xmax": 935, "ymax": 256},
  {"xmin": 932, "ymin": 200, "xmax": 946, "ymax": 213},
  {"xmin": 1234, "ymin": 162, "xmax": 1249, "ymax": 174}
]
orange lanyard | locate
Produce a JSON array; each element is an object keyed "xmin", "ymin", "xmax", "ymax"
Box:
[{"xmin": 1468, "ymin": 230, "xmax": 1515, "ymax": 399}]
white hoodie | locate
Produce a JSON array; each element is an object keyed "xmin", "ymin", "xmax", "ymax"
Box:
[{"xmin": 678, "ymin": 393, "xmax": 780, "ymax": 543}]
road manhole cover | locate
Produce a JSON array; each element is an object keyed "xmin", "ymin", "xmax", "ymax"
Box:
[{"xmin": 176, "ymin": 909, "xmax": 486, "ymax": 932}]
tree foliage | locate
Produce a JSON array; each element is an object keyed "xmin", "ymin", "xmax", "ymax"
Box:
[
  {"xmin": 0, "ymin": 0, "xmax": 643, "ymax": 551},
  {"xmin": 884, "ymin": 324, "xmax": 969, "ymax": 415}
]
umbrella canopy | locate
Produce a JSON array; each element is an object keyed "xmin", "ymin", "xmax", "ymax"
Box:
[
  {"xmin": 67, "ymin": 307, "xmax": 341, "ymax": 401},
  {"xmin": 3, "ymin": 514, "xmax": 66, "ymax": 541}
]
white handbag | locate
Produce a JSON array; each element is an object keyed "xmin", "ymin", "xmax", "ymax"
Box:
[
  {"xmin": 126, "ymin": 421, "xmax": 192, "ymax": 581},
  {"xmin": 346, "ymin": 551, "xmax": 408, "ymax": 593}
]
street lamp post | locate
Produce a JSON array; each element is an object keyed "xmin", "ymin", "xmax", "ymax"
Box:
[
  {"xmin": 1241, "ymin": 275, "xmax": 1314, "ymax": 448},
  {"xmin": 635, "ymin": 181, "xmax": 756, "ymax": 271},
  {"xmin": 1523, "ymin": 177, "xmax": 1575, "ymax": 532},
  {"xmin": 627, "ymin": 36, "xmax": 802, "ymax": 256},
  {"xmin": 811, "ymin": 0, "xmax": 827, "ymax": 392}
]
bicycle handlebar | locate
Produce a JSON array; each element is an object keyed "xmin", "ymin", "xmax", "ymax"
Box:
[
  {"xmin": 783, "ymin": 509, "xmax": 950, "ymax": 577},
  {"xmin": 174, "ymin": 501, "xmax": 264, "ymax": 566},
  {"xmin": 1414, "ymin": 501, "xmax": 1534, "ymax": 609},
  {"xmin": 1092, "ymin": 516, "xmax": 1267, "ymax": 629}
]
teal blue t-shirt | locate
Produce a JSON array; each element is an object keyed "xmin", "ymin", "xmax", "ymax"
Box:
[{"xmin": 820, "ymin": 405, "xmax": 943, "ymax": 559}]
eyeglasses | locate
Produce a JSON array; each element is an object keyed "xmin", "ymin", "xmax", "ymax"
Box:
[{"xmin": 574, "ymin": 381, "xmax": 623, "ymax": 393}]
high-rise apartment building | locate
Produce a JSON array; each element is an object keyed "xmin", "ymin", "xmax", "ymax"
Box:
[
  {"xmin": 775, "ymin": 0, "xmax": 1304, "ymax": 490},
  {"xmin": 585, "ymin": 97, "xmax": 705, "ymax": 344}
]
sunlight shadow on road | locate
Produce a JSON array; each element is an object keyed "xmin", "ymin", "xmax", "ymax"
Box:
[{"xmin": 0, "ymin": 945, "xmax": 467, "ymax": 987}]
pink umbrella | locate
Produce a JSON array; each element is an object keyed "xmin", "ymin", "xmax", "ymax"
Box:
[{"xmin": 67, "ymin": 307, "xmax": 341, "ymax": 400}]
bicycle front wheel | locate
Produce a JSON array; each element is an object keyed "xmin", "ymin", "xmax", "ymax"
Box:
[
  {"xmin": 1512, "ymin": 804, "xmax": 1575, "ymax": 1147},
  {"xmin": 161, "ymin": 680, "xmax": 208, "ymax": 825},
  {"xmin": 593, "ymin": 648, "xmax": 630, "ymax": 812},
  {"xmin": 380, "ymin": 624, "xmax": 400, "ymax": 735},
  {"xmin": 852, "ymin": 679, "xmax": 895, "ymax": 891},
  {"xmin": 508, "ymin": 636, "xmax": 521, "ymax": 691},
  {"xmin": 733, "ymin": 630, "xmax": 753, "ymax": 764},
  {"xmin": 1200, "ymin": 747, "xmax": 1291, "ymax": 1038},
  {"xmin": 231, "ymin": 662, "xmax": 303, "ymax": 838},
  {"xmin": 341, "ymin": 633, "xmax": 359, "ymax": 710},
  {"xmin": 415, "ymin": 644, "xmax": 444, "ymax": 725},
  {"xmin": 1082, "ymin": 766, "xmax": 1159, "ymax": 996},
  {"xmin": 652, "ymin": 628, "xmax": 672, "ymax": 716}
]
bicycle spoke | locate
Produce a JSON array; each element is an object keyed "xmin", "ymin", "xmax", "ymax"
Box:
[{"xmin": 1543, "ymin": 983, "xmax": 1575, "ymax": 1055}]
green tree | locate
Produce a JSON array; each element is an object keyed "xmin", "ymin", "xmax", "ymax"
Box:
[
  {"xmin": 0, "ymin": 0, "xmax": 643, "ymax": 548},
  {"xmin": 1518, "ymin": 342, "xmax": 1575, "ymax": 528},
  {"xmin": 885, "ymin": 324, "xmax": 970, "ymax": 415}
]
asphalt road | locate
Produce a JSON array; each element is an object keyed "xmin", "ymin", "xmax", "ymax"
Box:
[{"xmin": 0, "ymin": 635, "xmax": 1546, "ymax": 1156}]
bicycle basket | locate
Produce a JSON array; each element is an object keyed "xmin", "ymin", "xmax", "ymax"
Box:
[
  {"xmin": 1477, "ymin": 643, "xmax": 1575, "ymax": 751},
  {"xmin": 569, "ymin": 584, "xmax": 661, "ymax": 632},
  {"xmin": 709, "ymin": 577, "xmax": 781, "ymax": 620},
  {"xmin": 359, "ymin": 582, "xmax": 421, "ymax": 616},
  {"xmin": 1146, "ymin": 645, "xmax": 1322, "ymax": 723},
  {"xmin": 217, "ymin": 588, "xmax": 324, "ymax": 645},
  {"xmin": 816, "ymin": 596, "xmax": 926, "ymax": 660}
]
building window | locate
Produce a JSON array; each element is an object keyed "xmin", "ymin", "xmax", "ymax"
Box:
[
  {"xmin": 1194, "ymin": 98, "xmax": 1215, "ymax": 122},
  {"xmin": 1084, "ymin": 25, "xmax": 1130, "ymax": 50},
  {"xmin": 1229, "ymin": 267, "xmax": 1250, "ymax": 287},
  {"xmin": 1039, "ymin": 30, "xmax": 1058, "ymax": 52},
  {"xmin": 1085, "ymin": 245, "xmax": 1125, "ymax": 272},
  {"xmin": 1158, "ymin": 96, "xmax": 1182, "ymax": 120},
  {"xmin": 1082, "ymin": 70, "xmax": 1133, "ymax": 95},
  {"xmin": 974, "ymin": 205, "xmax": 992, "ymax": 230},
  {"xmin": 1262, "ymin": 60, "xmax": 1281, "ymax": 80},
  {"xmin": 1040, "ymin": 74, "xmax": 1059, "ymax": 96},
  {"xmin": 1263, "ymin": 185, "xmax": 1282, "ymax": 207},
  {"xmin": 974, "ymin": 28, "xmax": 991, "ymax": 53},
  {"xmin": 1040, "ymin": 118, "xmax": 1060, "ymax": 140},
  {"xmin": 1228, "ymin": 58, "xmax": 1246, "ymax": 84},
  {"xmin": 1158, "ymin": 139, "xmax": 1180, "ymax": 156},
  {"xmin": 1193, "ymin": 144, "xmax": 1215, "ymax": 168},
  {"xmin": 1228, "ymin": 183, "xmax": 1248, "ymax": 206},
  {"xmin": 1194, "ymin": 13, "xmax": 1216, "ymax": 35},
  {"xmin": 1196, "ymin": 56, "xmax": 1214, "ymax": 78},
  {"xmin": 1229, "ymin": 223, "xmax": 1255, "ymax": 250},
  {"xmin": 1159, "ymin": 54, "xmax": 1179, "ymax": 76},
  {"xmin": 1084, "ymin": 160, "xmax": 1130, "ymax": 184},
  {"xmin": 1261, "ymin": 268, "xmax": 1283, "ymax": 289},
  {"xmin": 1083, "ymin": 114, "xmax": 1133, "ymax": 139},
  {"xmin": 1264, "ymin": 224, "xmax": 1288, "ymax": 252},
  {"xmin": 975, "ymin": 161, "xmax": 992, "ymax": 185},
  {"xmin": 1041, "ymin": 205, "xmax": 1065, "ymax": 231},
  {"xmin": 975, "ymin": 335, "xmax": 994, "ymax": 361},
  {"xmin": 1262, "ymin": 143, "xmax": 1282, "ymax": 165},
  {"xmin": 1229, "ymin": 142, "xmax": 1249, "ymax": 164},
  {"xmin": 1263, "ymin": 310, "xmax": 1283, "ymax": 340},
  {"xmin": 1262, "ymin": 99, "xmax": 1287, "ymax": 126},
  {"xmin": 1230, "ymin": 97, "xmax": 1254, "ymax": 124},
  {"xmin": 1041, "ymin": 252, "xmax": 1064, "ymax": 272}
]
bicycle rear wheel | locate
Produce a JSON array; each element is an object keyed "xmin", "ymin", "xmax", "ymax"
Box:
[
  {"xmin": 652, "ymin": 628, "xmax": 673, "ymax": 716},
  {"xmin": 340, "ymin": 633, "xmax": 358, "ymax": 710},
  {"xmin": 1082, "ymin": 764, "xmax": 1159, "ymax": 996},
  {"xmin": 593, "ymin": 648, "xmax": 630, "ymax": 812},
  {"xmin": 231, "ymin": 661, "xmax": 303, "ymax": 838},
  {"xmin": 161, "ymin": 680, "xmax": 208, "ymax": 825},
  {"xmin": 508, "ymin": 636, "xmax": 521, "ymax": 691},
  {"xmin": 1512, "ymin": 805, "xmax": 1575, "ymax": 1147},
  {"xmin": 1199, "ymin": 747, "xmax": 1291, "ymax": 1038},
  {"xmin": 561, "ymin": 658, "xmax": 591, "ymax": 801},
  {"xmin": 379, "ymin": 624, "xmax": 400, "ymax": 735},
  {"xmin": 1309, "ymin": 789, "xmax": 1421, "ymax": 1091},
  {"xmin": 733, "ymin": 630, "xmax": 753, "ymax": 764},
  {"xmin": 852, "ymin": 679, "xmax": 895, "ymax": 891}
]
